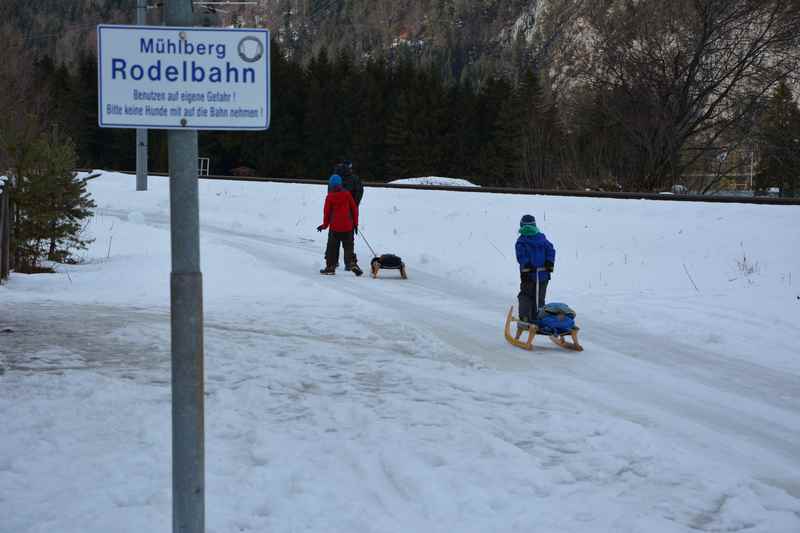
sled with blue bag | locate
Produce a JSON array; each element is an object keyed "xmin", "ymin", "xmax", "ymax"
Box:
[{"xmin": 504, "ymin": 269, "xmax": 583, "ymax": 352}]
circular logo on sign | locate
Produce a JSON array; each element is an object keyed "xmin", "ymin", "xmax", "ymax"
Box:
[{"xmin": 238, "ymin": 37, "xmax": 264, "ymax": 63}]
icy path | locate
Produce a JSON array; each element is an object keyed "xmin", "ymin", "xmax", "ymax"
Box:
[
  {"xmin": 199, "ymin": 211, "xmax": 800, "ymax": 498},
  {"xmin": 2, "ymin": 174, "xmax": 799, "ymax": 532}
]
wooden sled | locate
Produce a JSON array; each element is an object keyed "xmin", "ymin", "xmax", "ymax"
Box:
[
  {"xmin": 370, "ymin": 255, "xmax": 408, "ymax": 279},
  {"xmin": 504, "ymin": 306, "xmax": 583, "ymax": 352}
]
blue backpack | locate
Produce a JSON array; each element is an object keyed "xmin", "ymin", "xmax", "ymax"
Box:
[{"xmin": 535, "ymin": 303, "xmax": 576, "ymax": 335}]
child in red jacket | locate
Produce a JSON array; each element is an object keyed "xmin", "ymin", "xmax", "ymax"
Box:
[{"xmin": 317, "ymin": 174, "xmax": 363, "ymax": 276}]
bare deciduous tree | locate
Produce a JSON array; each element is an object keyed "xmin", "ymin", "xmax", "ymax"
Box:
[
  {"xmin": 0, "ymin": 24, "xmax": 46, "ymax": 177},
  {"xmin": 565, "ymin": 0, "xmax": 800, "ymax": 191}
]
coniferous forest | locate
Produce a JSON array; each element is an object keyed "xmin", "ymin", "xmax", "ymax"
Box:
[
  {"xmin": 30, "ymin": 41, "xmax": 571, "ymax": 188},
  {"xmin": 1, "ymin": 0, "xmax": 800, "ymax": 194}
]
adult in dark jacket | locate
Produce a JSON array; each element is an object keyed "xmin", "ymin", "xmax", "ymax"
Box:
[
  {"xmin": 515, "ymin": 214, "xmax": 556, "ymax": 323},
  {"xmin": 334, "ymin": 159, "xmax": 364, "ymax": 206},
  {"xmin": 317, "ymin": 174, "xmax": 363, "ymax": 276}
]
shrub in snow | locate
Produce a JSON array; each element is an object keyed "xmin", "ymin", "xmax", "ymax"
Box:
[
  {"xmin": 736, "ymin": 252, "xmax": 760, "ymax": 278},
  {"xmin": 11, "ymin": 127, "xmax": 95, "ymax": 272}
]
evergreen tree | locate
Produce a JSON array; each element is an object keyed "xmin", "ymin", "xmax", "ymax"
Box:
[
  {"xmin": 74, "ymin": 51, "xmax": 102, "ymax": 168},
  {"xmin": 441, "ymin": 84, "xmax": 481, "ymax": 182},
  {"xmin": 48, "ymin": 62, "xmax": 79, "ymax": 138},
  {"xmin": 237, "ymin": 39, "xmax": 306, "ymax": 177},
  {"xmin": 270, "ymin": 57, "xmax": 308, "ymax": 176},
  {"xmin": 488, "ymin": 89, "xmax": 526, "ymax": 186},
  {"xmin": 517, "ymin": 70, "xmax": 561, "ymax": 188},
  {"xmin": 386, "ymin": 67, "xmax": 450, "ymax": 179},
  {"xmin": 303, "ymin": 48, "xmax": 338, "ymax": 177},
  {"xmin": 12, "ymin": 127, "xmax": 95, "ymax": 271},
  {"xmin": 332, "ymin": 47, "xmax": 358, "ymax": 161},
  {"xmin": 352, "ymin": 57, "xmax": 390, "ymax": 180},
  {"xmin": 149, "ymin": 130, "xmax": 170, "ymax": 173},
  {"xmin": 392, "ymin": 69, "xmax": 449, "ymax": 178},
  {"xmin": 385, "ymin": 91, "xmax": 416, "ymax": 178},
  {"xmin": 755, "ymin": 82, "xmax": 800, "ymax": 197},
  {"xmin": 475, "ymin": 77, "xmax": 516, "ymax": 185}
]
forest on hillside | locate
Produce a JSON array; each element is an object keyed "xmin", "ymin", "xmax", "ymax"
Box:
[{"xmin": 1, "ymin": 0, "xmax": 799, "ymax": 193}]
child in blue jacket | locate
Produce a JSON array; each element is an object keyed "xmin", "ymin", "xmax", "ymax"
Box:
[{"xmin": 516, "ymin": 214, "xmax": 555, "ymax": 323}]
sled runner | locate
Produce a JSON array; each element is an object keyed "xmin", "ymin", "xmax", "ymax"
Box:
[{"xmin": 504, "ymin": 305, "xmax": 583, "ymax": 351}]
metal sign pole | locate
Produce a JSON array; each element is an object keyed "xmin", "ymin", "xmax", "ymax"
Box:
[
  {"xmin": 136, "ymin": 0, "xmax": 149, "ymax": 191},
  {"xmin": 166, "ymin": 2, "xmax": 204, "ymax": 533},
  {"xmin": 97, "ymin": 16, "xmax": 269, "ymax": 532}
]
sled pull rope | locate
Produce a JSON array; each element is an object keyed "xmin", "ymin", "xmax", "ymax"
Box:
[{"xmin": 358, "ymin": 230, "xmax": 379, "ymax": 257}]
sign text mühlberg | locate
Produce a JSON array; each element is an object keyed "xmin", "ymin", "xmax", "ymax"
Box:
[{"xmin": 98, "ymin": 25, "xmax": 270, "ymax": 130}]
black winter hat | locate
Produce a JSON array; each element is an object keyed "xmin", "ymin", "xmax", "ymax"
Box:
[{"xmin": 520, "ymin": 214, "xmax": 536, "ymax": 227}]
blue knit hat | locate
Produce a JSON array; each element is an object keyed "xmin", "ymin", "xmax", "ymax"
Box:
[
  {"xmin": 329, "ymin": 174, "xmax": 342, "ymax": 187},
  {"xmin": 520, "ymin": 214, "xmax": 536, "ymax": 227}
]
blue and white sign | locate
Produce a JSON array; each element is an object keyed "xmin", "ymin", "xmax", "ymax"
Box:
[{"xmin": 97, "ymin": 25, "xmax": 270, "ymax": 130}]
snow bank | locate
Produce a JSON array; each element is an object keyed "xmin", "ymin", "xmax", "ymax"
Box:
[{"xmin": 388, "ymin": 176, "xmax": 479, "ymax": 187}]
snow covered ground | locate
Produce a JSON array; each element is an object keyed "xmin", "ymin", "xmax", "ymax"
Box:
[{"xmin": 1, "ymin": 171, "xmax": 799, "ymax": 533}]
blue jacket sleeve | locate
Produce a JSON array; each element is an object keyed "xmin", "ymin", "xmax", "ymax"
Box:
[
  {"xmin": 545, "ymin": 237, "xmax": 555, "ymax": 265},
  {"xmin": 515, "ymin": 239, "xmax": 528, "ymax": 268}
]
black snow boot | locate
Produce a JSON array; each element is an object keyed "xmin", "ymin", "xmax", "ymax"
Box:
[
  {"xmin": 350, "ymin": 264, "xmax": 363, "ymax": 277},
  {"xmin": 320, "ymin": 265, "xmax": 336, "ymax": 275}
]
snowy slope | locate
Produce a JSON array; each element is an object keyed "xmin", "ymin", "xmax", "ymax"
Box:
[{"xmin": 1, "ymin": 171, "xmax": 799, "ymax": 533}]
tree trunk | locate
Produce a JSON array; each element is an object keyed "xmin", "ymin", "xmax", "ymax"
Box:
[
  {"xmin": 0, "ymin": 190, "xmax": 9, "ymax": 281},
  {"xmin": 48, "ymin": 219, "xmax": 57, "ymax": 259},
  {"xmin": 12, "ymin": 195, "xmax": 19, "ymax": 272}
]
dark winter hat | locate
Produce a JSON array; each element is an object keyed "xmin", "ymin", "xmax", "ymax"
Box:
[
  {"xmin": 520, "ymin": 214, "xmax": 536, "ymax": 227},
  {"xmin": 334, "ymin": 160, "xmax": 353, "ymax": 176},
  {"xmin": 329, "ymin": 174, "xmax": 343, "ymax": 187}
]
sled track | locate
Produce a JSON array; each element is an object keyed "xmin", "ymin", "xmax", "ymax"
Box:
[{"xmin": 64, "ymin": 206, "xmax": 800, "ymax": 500}]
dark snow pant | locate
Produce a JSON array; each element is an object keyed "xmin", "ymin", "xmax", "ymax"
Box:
[
  {"xmin": 325, "ymin": 230, "xmax": 357, "ymax": 269},
  {"xmin": 518, "ymin": 277, "xmax": 548, "ymax": 323}
]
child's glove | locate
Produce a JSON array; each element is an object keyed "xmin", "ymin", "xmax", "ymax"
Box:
[
  {"xmin": 317, "ymin": 225, "xmax": 325, "ymax": 232},
  {"xmin": 545, "ymin": 261, "xmax": 554, "ymax": 273}
]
